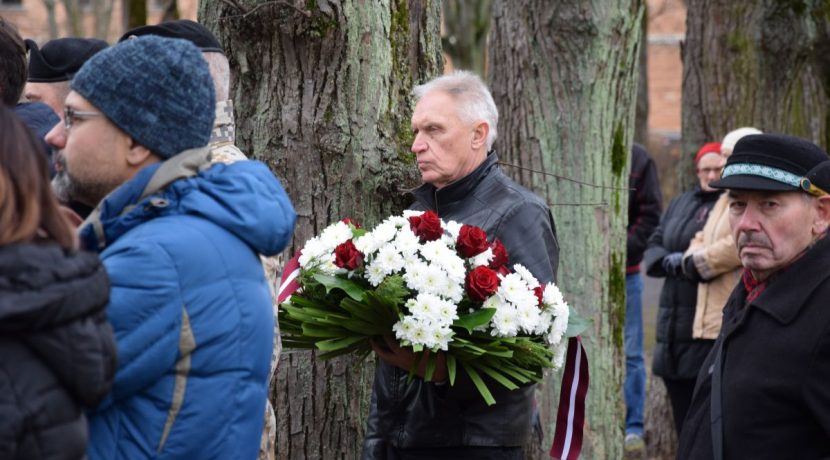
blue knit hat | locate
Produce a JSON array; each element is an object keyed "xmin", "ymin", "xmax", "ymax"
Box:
[{"xmin": 71, "ymin": 36, "xmax": 214, "ymax": 159}]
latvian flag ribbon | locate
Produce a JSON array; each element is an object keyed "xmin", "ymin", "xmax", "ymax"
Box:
[{"xmin": 276, "ymin": 251, "xmax": 588, "ymax": 459}]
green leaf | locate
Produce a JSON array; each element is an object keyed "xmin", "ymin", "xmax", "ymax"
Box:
[
  {"xmin": 476, "ymin": 363, "xmax": 519, "ymax": 390},
  {"xmin": 339, "ymin": 318, "xmax": 387, "ymax": 336},
  {"xmin": 565, "ymin": 306, "xmax": 592, "ymax": 337},
  {"xmin": 446, "ymin": 354, "xmax": 457, "ymax": 386},
  {"xmin": 301, "ymin": 324, "xmax": 347, "ymax": 338},
  {"xmin": 374, "ymin": 275, "xmax": 410, "ymax": 307},
  {"xmin": 340, "ymin": 298, "xmax": 379, "ymax": 323},
  {"xmin": 351, "ymin": 227, "xmax": 367, "ymax": 238},
  {"xmin": 461, "ymin": 362, "xmax": 496, "ymax": 406},
  {"xmin": 454, "ymin": 308, "xmax": 496, "ymax": 334},
  {"xmin": 424, "ymin": 352, "xmax": 437, "ymax": 381},
  {"xmin": 313, "ymin": 273, "xmax": 365, "ymax": 300},
  {"xmin": 315, "ymin": 334, "xmax": 367, "ymax": 352}
]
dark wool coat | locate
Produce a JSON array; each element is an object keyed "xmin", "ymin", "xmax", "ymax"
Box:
[
  {"xmin": 644, "ymin": 187, "xmax": 720, "ymax": 379},
  {"xmin": 627, "ymin": 143, "xmax": 663, "ymax": 272},
  {"xmin": 362, "ymin": 152, "xmax": 559, "ymax": 459},
  {"xmin": 0, "ymin": 243, "xmax": 116, "ymax": 460},
  {"xmin": 678, "ymin": 231, "xmax": 830, "ymax": 460}
]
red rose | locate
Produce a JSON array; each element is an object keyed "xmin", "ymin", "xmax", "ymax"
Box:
[
  {"xmin": 489, "ymin": 239, "xmax": 509, "ymax": 270},
  {"xmin": 341, "ymin": 217, "xmax": 361, "ymax": 228},
  {"xmin": 533, "ymin": 286, "xmax": 544, "ymax": 308},
  {"xmin": 465, "ymin": 266, "xmax": 501, "ymax": 302},
  {"xmin": 408, "ymin": 211, "xmax": 443, "ymax": 242},
  {"xmin": 456, "ymin": 224, "xmax": 489, "ymax": 258},
  {"xmin": 334, "ymin": 240, "xmax": 363, "ymax": 270}
]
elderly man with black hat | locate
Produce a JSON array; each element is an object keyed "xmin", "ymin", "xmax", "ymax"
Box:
[
  {"xmin": 44, "ymin": 35, "xmax": 297, "ymax": 459},
  {"xmin": 677, "ymin": 133, "xmax": 830, "ymax": 459}
]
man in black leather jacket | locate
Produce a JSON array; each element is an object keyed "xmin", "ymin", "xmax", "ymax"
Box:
[{"xmin": 361, "ymin": 71, "xmax": 560, "ymax": 460}]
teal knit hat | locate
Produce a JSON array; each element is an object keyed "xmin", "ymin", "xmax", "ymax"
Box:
[{"xmin": 71, "ymin": 36, "xmax": 214, "ymax": 159}]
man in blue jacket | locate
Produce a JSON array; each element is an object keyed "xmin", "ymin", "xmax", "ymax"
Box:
[{"xmin": 45, "ymin": 36, "xmax": 296, "ymax": 459}]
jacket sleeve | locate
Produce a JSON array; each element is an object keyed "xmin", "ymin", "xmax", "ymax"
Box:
[
  {"xmin": 92, "ymin": 241, "xmax": 184, "ymax": 411},
  {"xmin": 687, "ymin": 231, "xmax": 741, "ymax": 281},
  {"xmin": 627, "ymin": 153, "xmax": 663, "ymax": 266},
  {"xmin": 643, "ymin": 195, "xmax": 680, "ymax": 278},
  {"xmin": 496, "ymin": 201, "xmax": 559, "ymax": 284}
]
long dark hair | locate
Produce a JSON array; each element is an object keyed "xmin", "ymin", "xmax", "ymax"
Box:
[{"xmin": 0, "ymin": 105, "xmax": 74, "ymax": 250}]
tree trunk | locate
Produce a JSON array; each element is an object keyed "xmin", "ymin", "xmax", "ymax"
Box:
[
  {"xmin": 125, "ymin": 0, "xmax": 147, "ymax": 30},
  {"xmin": 92, "ymin": 0, "xmax": 114, "ymax": 39},
  {"xmin": 161, "ymin": 0, "xmax": 180, "ymax": 22},
  {"xmin": 489, "ymin": 1, "xmax": 644, "ymax": 458},
  {"xmin": 643, "ymin": 374, "xmax": 676, "ymax": 460},
  {"xmin": 635, "ymin": 5, "xmax": 649, "ymax": 146},
  {"xmin": 199, "ymin": 1, "xmax": 442, "ymax": 458},
  {"xmin": 61, "ymin": 0, "xmax": 83, "ymax": 36},
  {"xmin": 441, "ymin": 0, "xmax": 491, "ymax": 76},
  {"xmin": 681, "ymin": 0, "xmax": 830, "ymax": 188},
  {"xmin": 42, "ymin": 0, "xmax": 59, "ymax": 39}
]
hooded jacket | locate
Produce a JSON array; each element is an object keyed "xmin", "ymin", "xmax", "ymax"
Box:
[
  {"xmin": 0, "ymin": 243, "xmax": 116, "ymax": 460},
  {"xmin": 80, "ymin": 148, "xmax": 296, "ymax": 460}
]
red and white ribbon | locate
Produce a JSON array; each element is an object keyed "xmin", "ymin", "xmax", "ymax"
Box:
[
  {"xmin": 277, "ymin": 251, "xmax": 302, "ymax": 304},
  {"xmin": 550, "ymin": 336, "xmax": 589, "ymax": 460}
]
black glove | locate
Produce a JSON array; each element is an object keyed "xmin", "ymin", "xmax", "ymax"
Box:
[{"xmin": 661, "ymin": 252, "xmax": 684, "ymax": 277}]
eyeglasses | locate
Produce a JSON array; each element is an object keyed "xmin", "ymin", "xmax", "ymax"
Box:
[{"xmin": 63, "ymin": 106, "xmax": 102, "ymax": 130}]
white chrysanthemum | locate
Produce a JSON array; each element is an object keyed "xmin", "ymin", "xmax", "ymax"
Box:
[
  {"xmin": 403, "ymin": 260, "xmax": 429, "ymax": 292},
  {"xmin": 535, "ymin": 310, "xmax": 554, "ymax": 335},
  {"xmin": 419, "ymin": 264, "xmax": 450, "ymax": 298},
  {"xmin": 437, "ymin": 300, "xmax": 460, "ymax": 323},
  {"xmin": 375, "ymin": 244, "xmax": 405, "ymax": 274},
  {"xmin": 542, "ymin": 282, "xmax": 565, "ymax": 307},
  {"xmin": 470, "ymin": 248, "xmax": 494, "ymax": 267},
  {"xmin": 547, "ymin": 301, "xmax": 570, "ymax": 345},
  {"xmin": 385, "ymin": 215, "xmax": 409, "ymax": 227},
  {"xmin": 444, "ymin": 220, "xmax": 463, "ymax": 240},
  {"xmin": 552, "ymin": 341, "xmax": 568, "ymax": 369},
  {"xmin": 365, "ymin": 261, "xmax": 387, "ymax": 286},
  {"xmin": 298, "ymin": 237, "xmax": 328, "ymax": 267},
  {"xmin": 394, "ymin": 227, "xmax": 420, "ymax": 256},
  {"xmin": 402, "ymin": 209, "xmax": 422, "ymax": 218},
  {"xmin": 353, "ymin": 233, "xmax": 381, "ymax": 255},
  {"xmin": 420, "ymin": 240, "xmax": 452, "ymax": 263},
  {"xmin": 513, "ymin": 264, "xmax": 540, "ymax": 289},
  {"xmin": 498, "ymin": 273, "xmax": 531, "ymax": 306},
  {"xmin": 491, "ymin": 306, "xmax": 520, "ymax": 337},
  {"xmin": 373, "ymin": 221, "xmax": 398, "ymax": 244},
  {"xmin": 439, "ymin": 281, "xmax": 464, "ymax": 303},
  {"xmin": 319, "ymin": 221, "xmax": 352, "ymax": 248},
  {"xmin": 430, "ymin": 325, "xmax": 454, "ymax": 351},
  {"xmin": 516, "ymin": 303, "xmax": 542, "ymax": 334},
  {"xmin": 393, "ymin": 316, "xmax": 417, "ymax": 340}
]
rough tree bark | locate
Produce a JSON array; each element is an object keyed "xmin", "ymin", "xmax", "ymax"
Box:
[
  {"xmin": 489, "ymin": 1, "xmax": 644, "ymax": 458},
  {"xmin": 681, "ymin": 0, "xmax": 830, "ymax": 188},
  {"xmin": 200, "ymin": 1, "xmax": 442, "ymax": 458}
]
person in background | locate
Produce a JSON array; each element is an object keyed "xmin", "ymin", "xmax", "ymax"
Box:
[
  {"xmin": 24, "ymin": 37, "xmax": 108, "ymax": 116},
  {"xmin": 24, "ymin": 37, "xmax": 108, "ymax": 219},
  {"xmin": 44, "ymin": 36, "xmax": 296, "ymax": 459},
  {"xmin": 623, "ymin": 143, "xmax": 662, "ymax": 450},
  {"xmin": 0, "ymin": 17, "xmax": 59, "ymax": 158},
  {"xmin": 644, "ymin": 142, "xmax": 724, "ymax": 433},
  {"xmin": 118, "ymin": 19, "xmax": 280, "ymax": 460},
  {"xmin": 682, "ymin": 128, "xmax": 762, "ymax": 354},
  {"xmin": 0, "ymin": 104, "xmax": 116, "ymax": 460},
  {"xmin": 678, "ymin": 134, "xmax": 830, "ymax": 459}
]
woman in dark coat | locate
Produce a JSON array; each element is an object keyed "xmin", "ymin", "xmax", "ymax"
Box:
[
  {"xmin": 643, "ymin": 142, "xmax": 723, "ymax": 433},
  {"xmin": 0, "ymin": 105, "xmax": 116, "ymax": 460}
]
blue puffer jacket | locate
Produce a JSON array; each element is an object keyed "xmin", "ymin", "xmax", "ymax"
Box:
[{"xmin": 80, "ymin": 148, "xmax": 296, "ymax": 460}]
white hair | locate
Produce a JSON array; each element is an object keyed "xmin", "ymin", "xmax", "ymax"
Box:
[
  {"xmin": 202, "ymin": 51, "xmax": 230, "ymax": 101},
  {"xmin": 722, "ymin": 127, "xmax": 762, "ymax": 153},
  {"xmin": 413, "ymin": 70, "xmax": 498, "ymax": 150}
]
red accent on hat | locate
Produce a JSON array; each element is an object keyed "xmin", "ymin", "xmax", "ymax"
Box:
[{"xmin": 694, "ymin": 142, "xmax": 722, "ymax": 165}]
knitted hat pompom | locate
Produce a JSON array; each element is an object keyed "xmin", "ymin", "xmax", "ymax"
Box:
[{"xmin": 71, "ymin": 35, "xmax": 214, "ymax": 159}]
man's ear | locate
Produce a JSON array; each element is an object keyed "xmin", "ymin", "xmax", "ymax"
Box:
[
  {"xmin": 125, "ymin": 138, "xmax": 154, "ymax": 167},
  {"xmin": 471, "ymin": 121, "xmax": 489, "ymax": 150},
  {"xmin": 812, "ymin": 195, "xmax": 830, "ymax": 236}
]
